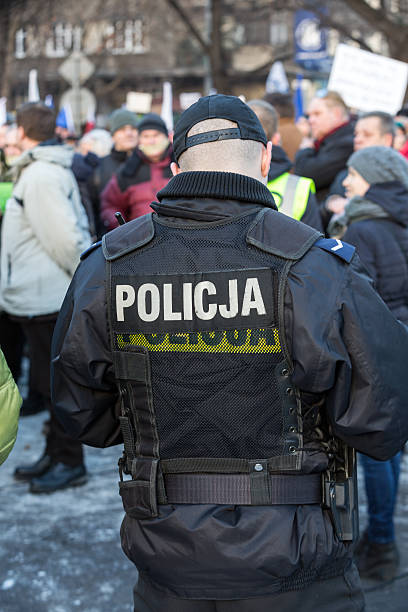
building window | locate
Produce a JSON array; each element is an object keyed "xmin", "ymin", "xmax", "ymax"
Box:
[
  {"xmin": 106, "ymin": 19, "xmax": 147, "ymax": 55},
  {"xmin": 245, "ymin": 21, "xmax": 270, "ymax": 45},
  {"xmin": 43, "ymin": 23, "xmax": 82, "ymax": 58},
  {"xmin": 270, "ymin": 21, "xmax": 289, "ymax": 46},
  {"xmin": 15, "ymin": 28, "xmax": 26, "ymax": 59}
]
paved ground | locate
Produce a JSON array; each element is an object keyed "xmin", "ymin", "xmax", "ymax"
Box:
[{"xmin": 1, "ymin": 409, "xmax": 408, "ymax": 611}]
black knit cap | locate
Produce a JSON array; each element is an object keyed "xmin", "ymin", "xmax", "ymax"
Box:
[
  {"xmin": 138, "ymin": 113, "xmax": 168, "ymax": 137},
  {"xmin": 173, "ymin": 94, "xmax": 267, "ymax": 162}
]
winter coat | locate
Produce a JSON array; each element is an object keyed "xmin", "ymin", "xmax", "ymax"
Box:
[
  {"xmin": 100, "ymin": 147, "xmax": 173, "ymax": 230},
  {"xmin": 343, "ymin": 181, "xmax": 408, "ymax": 323},
  {"xmin": 267, "ymin": 145, "xmax": 323, "ymax": 231},
  {"xmin": 0, "ymin": 144, "xmax": 91, "ymax": 317},
  {"xmin": 0, "ymin": 347, "xmax": 22, "ymax": 465},
  {"xmin": 294, "ymin": 121, "xmax": 355, "ymax": 202},
  {"xmin": 51, "ymin": 170, "xmax": 408, "ymax": 601}
]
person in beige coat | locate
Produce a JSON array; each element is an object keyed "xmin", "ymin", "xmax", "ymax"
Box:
[{"xmin": 0, "ymin": 102, "xmax": 91, "ymax": 492}]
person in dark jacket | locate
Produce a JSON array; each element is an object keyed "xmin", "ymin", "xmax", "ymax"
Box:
[
  {"xmin": 87, "ymin": 109, "xmax": 138, "ymax": 237},
  {"xmin": 248, "ymin": 99, "xmax": 322, "ymax": 231},
  {"xmin": 51, "ymin": 95, "xmax": 408, "ymax": 611},
  {"xmin": 328, "ymin": 145, "xmax": 408, "ymax": 582},
  {"xmin": 72, "ymin": 150, "xmax": 100, "ymax": 241},
  {"xmin": 101, "ymin": 113, "xmax": 173, "ymax": 230},
  {"xmin": 294, "ymin": 91, "xmax": 354, "ymax": 206},
  {"xmin": 72, "ymin": 129, "xmax": 114, "ymax": 241}
]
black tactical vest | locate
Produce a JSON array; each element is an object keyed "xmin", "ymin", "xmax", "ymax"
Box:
[{"xmin": 103, "ymin": 208, "xmax": 323, "ymax": 519}]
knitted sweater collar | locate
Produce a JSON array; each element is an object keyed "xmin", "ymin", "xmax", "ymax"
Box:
[{"xmin": 157, "ymin": 171, "xmax": 277, "ymax": 209}]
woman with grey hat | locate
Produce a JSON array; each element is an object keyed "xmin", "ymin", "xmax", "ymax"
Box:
[{"xmin": 329, "ymin": 145, "xmax": 408, "ymax": 582}]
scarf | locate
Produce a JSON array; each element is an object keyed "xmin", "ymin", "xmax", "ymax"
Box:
[{"xmin": 327, "ymin": 195, "xmax": 389, "ymax": 238}]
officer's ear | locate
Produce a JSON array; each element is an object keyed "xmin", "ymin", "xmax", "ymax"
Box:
[
  {"xmin": 171, "ymin": 162, "xmax": 182, "ymax": 176},
  {"xmin": 261, "ymin": 141, "xmax": 272, "ymax": 178}
]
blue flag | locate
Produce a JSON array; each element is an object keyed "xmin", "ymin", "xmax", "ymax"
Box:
[{"xmin": 294, "ymin": 74, "xmax": 304, "ymax": 121}]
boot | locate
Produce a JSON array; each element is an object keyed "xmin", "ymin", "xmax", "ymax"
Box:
[
  {"xmin": 29, "ymin": 463, "xmax": 87, "ymax": 494},
  {"xmin": 356, "ymin": 533, "xmax": 399, "ymax": 581},
  {"xmin": 14, "ymin": 453, "xmax": 52, "ymax": 481}
]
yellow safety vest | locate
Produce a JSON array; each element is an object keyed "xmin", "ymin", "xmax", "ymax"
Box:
[{"xmin": 267, "ymin": 173, "xmax": 315, "ymax": 221}]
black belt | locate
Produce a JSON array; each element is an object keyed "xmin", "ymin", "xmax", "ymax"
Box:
[{"xmin": 162, "ymin": 472, "xmax": 322, "ymax": 505}]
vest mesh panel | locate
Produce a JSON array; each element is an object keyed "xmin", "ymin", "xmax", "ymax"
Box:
[{"xmin": 112, "ymin": 213, "xmax": 291, "ymax": 460}]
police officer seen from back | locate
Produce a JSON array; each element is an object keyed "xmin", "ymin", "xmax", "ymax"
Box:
[{"xmin": 51, "ymin": 95, "xmax": 408, "ymax": 612}]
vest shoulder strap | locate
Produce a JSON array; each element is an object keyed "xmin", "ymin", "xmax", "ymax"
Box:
[
  {"xmin": 246, "ymin": 208, "xmax": 323, "ymax": 260},
  {"xmin": 314, "ymin": 238, "xmax": 355, "ymax": 263},
  {"xmin": 102, "ymin": 213, "xmax": 155, "ymax": 261}
]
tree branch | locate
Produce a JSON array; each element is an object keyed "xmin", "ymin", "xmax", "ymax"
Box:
[
  {"xmin": 305, "ymin": 4, "xmax": 374, "ymax": 52},
  {"xmin": 341, "ymin": 0, "xmax": 403, "ymax": 39},
  {"xmin": 164, "ymin": 0, "xmax": 210, "ymax": 55}
]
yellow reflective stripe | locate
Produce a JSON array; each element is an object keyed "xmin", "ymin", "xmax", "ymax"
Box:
[
  {"xmin": 309, "ymin": 178, "xmax": 316, "ymax": 194},
  {"xmin": 268, "ymin": 173, "xmax": 314, "ymax": 221},
  {"xmin": 116, "ymin": 328, "xmax": 281, "ymax": 354},
  {"xmin": 292, "ymin": 177, "xmax": 313, "ymax": 221}
]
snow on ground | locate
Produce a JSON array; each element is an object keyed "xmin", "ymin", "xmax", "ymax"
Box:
[{"xmin": 1, "ymin": 409, "xmax": 408, "ymax": 611}]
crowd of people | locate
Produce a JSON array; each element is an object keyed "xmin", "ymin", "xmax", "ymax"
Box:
[{"xmin": 1, "ymin": 87, "xmax": 408, "ymax": 610}]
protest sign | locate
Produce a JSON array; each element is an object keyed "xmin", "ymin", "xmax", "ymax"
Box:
[{"xmin": 328, "ymin": 44, "xmax": 408, "ymax": 114}]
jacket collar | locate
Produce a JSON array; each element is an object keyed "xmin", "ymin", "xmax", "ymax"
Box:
[
  {"xmin": 110, "ymin": 147, "xmax": 129, "ymax": 162},
  {"xmin": 314, "ymin": 121, "xmax": 352, "ymax": 151}
]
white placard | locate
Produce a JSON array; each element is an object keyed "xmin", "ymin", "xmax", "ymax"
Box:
[
  {"xmin": 126, "ymin": 92, "xmax": 152, "ymax": 114},
  {"xmin": 265, "ymin": 61, "xmax": 289, "ymax": 94},
  {"xmin": 0, "ymin": 98, "xmax": 7, "ymax": 126},
  {"xmin": 28, "ymin": 69, "xmax": 40, "ymax": 102},
  {"xmin": 161, "ymin": 81, "xmax": 174, "ymax": 132},
  {"xmin": 328, "ymin": 44, "xmax": 408, "ymax": 114}
]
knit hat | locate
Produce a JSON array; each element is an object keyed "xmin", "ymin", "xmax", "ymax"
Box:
[
  {"xmin": 348, "ymin": 146, "xmax": 408, "ymax": 190},
  {"xmin": 173, "ymin": 94, "xmax": 267, "ymax": 162},
  {"xmin": 109, "ymin": 109, "xmax": 138, "ymax": 134},
  {"xmin": 138, "ymin": 113, "xmax": 168, "ymax": 137}
]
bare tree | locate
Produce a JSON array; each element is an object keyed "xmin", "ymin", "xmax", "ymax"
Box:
[
  {"xmin": 165, "ymin": 0, "xmax": 227, "ymax": 92},
  {"xmin": 0, "ymin": 1, "xmax": 19, "ymax": 100},
  {"xmin": 341, "ymin": 0, "xmax": 408, "ymax": 62},
  {"xmin": 164, "ymin": 0, "xmax": 293, "ymax": 93}
]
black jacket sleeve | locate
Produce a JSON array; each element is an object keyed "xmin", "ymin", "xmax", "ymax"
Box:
[
  {"xmin": 294, "ymin": 129, "xmax": 353, "ymax": 192},
  {"xmin": 286, "ymin": 248, "xmax": 408, "ymax": 460},
  {"xmin": 51, "ymin": 247, "xmax": 122, "ymax": 448},
  {"xmin": 294, "ymin": 147, "xmax": 340, "ymax": 191}
]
